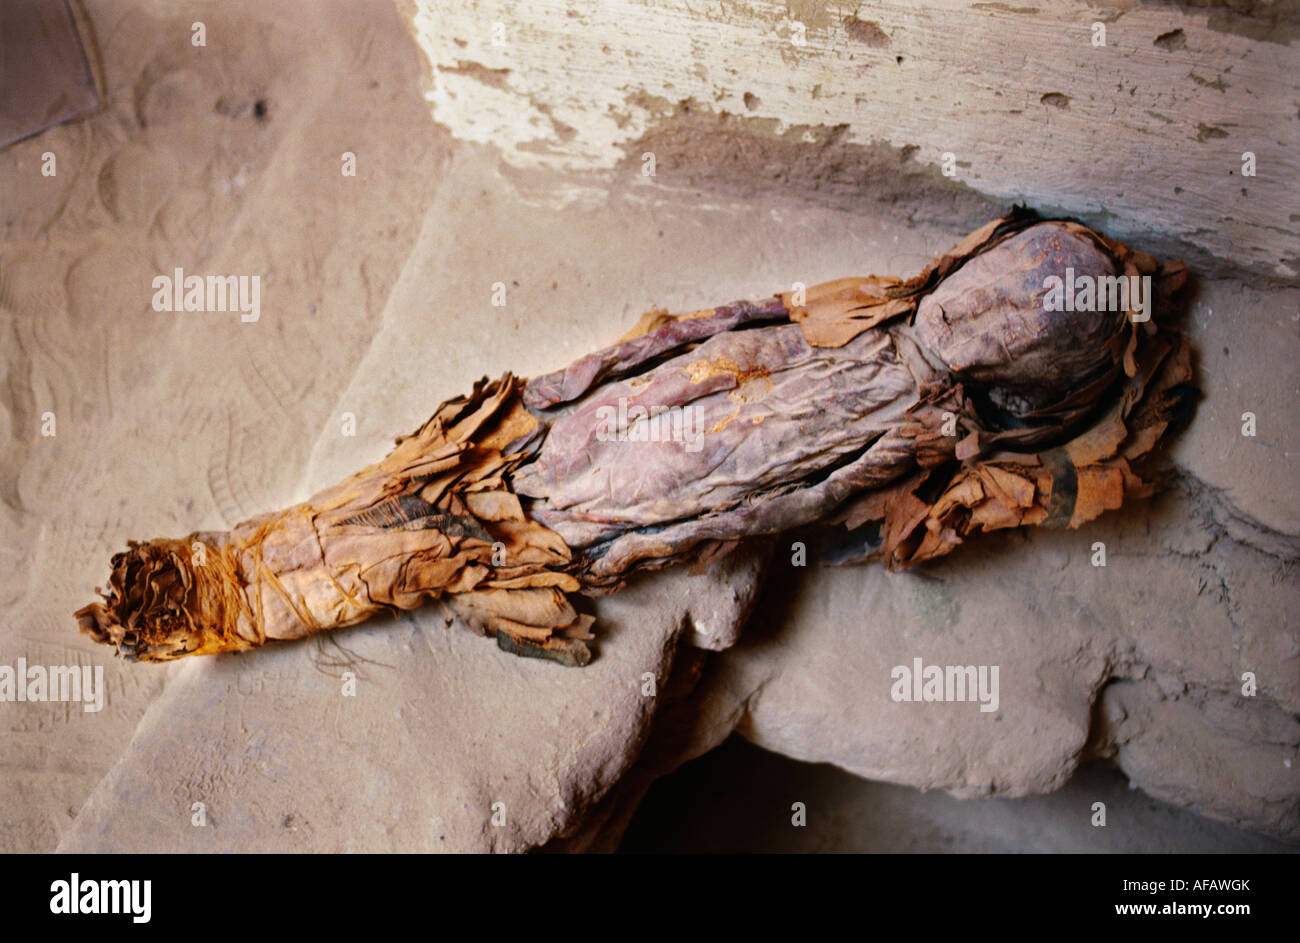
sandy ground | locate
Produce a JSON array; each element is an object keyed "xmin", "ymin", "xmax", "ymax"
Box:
[
  {"xmin": 1, "ymin": 0, "xmax": 446, "ymax": 851},
  {"xmin": 1, "ymin": 1, "xmax": 1295, "ymax": 851}
]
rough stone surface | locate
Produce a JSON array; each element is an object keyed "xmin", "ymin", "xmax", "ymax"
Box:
[
  {"xmin": 406, "ymin": 0, "xmax": 1300, "ymax": 282},
  {"xmin": 59, "ymin": 560, "xmax": 758, "ymax": 852},
  {"xmin": 699, "ymin": 505, "xmax": 1298, "ymax": 841}
]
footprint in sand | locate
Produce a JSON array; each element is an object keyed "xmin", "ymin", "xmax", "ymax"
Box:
[{"xmin": 96, "ymin": 140, "xmax": 180, "ymax": 227}]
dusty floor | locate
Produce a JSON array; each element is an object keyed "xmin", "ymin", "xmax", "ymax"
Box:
[
  {"xmin": 1, "ymin": 1, "xmax": 1295, "ymax": 851},
  {"xmin": 2, "ymin": 0, "xmax": 447, "ymax": 851}
]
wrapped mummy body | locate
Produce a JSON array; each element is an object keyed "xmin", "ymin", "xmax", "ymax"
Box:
[{"xmin": 76, "ymin": 212, "xmax": 1194, "ymax": 665}]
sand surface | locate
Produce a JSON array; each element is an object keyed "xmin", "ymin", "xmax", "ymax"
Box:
[{"xmin": 2, "ymin": 0, "xmax": 445, "ymax": 850}]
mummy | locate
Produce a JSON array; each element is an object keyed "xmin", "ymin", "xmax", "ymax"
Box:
[{"xmin": 76, "ymin": 211, "xmax": 1194, "ymax": 666}]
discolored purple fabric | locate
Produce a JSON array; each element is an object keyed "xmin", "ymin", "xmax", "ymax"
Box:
[{"xmin": 514, "ymin": 323, "xmax": 920, "ymax": 550}]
